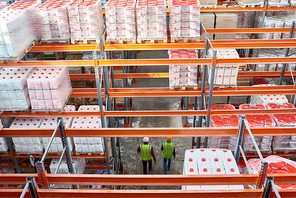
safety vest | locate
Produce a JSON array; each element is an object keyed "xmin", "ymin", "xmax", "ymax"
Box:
[
  {"xmin": 162, "ymin": 142, "xmax": 175, "ymax": 159},
  {"xmin": 140, "ymin": 144, "xmax": 152, "ymax": 161}
]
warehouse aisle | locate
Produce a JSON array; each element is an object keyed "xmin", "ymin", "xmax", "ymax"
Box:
[{"xmin": 120, "ymin": 50, "xmax": 191, "ymax": 190}]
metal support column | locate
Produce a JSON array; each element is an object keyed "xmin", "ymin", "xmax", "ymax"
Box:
[
  {"xmin": 94, "ymin": 39, "xmax": 111, "ymax": 174},
  {"xmin": 204, "ymin": 49, "xmax": 217, "ymax": 148},
  {"xmin": 57, "ymin": 117, "xmax": 78, "ymax": 189},
  {"xmin": 234, "ymin": 116, "xmax": 246, "ymax": 164},
  {"xmin": 0, "ymin": 117, "xmax": 21, "ymax": 173},
  {"xmin": 20, "ymin": 177, "xmax": 40, "ymax": 198},
  {"xmin": 196, "ymin": 34, "xmax": 209, "ymax": 148},
  {"xmin": 262, "ymin": 176, "xmax": 281, "ymax": 198},
  {"xmin": 62, "ymin": 52, "xmax": 67, "ymax": 60},
  {"xmin": 54, "ymin": 52, "xmax": 59, "ymax": 60},
  {"xmin": 279, "ymin": 21, "xmax": 295, "ymax": 85}
]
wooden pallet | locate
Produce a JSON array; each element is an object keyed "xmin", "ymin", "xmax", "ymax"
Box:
[
  {"xmin": 235, "ymin": 0, "xmax": 264, "ymax": 7},
  {"xmin": 16, "ymin": 152, "xmax": 43, "ymax": 156},
  {"xmin": 137, "ymin": 37, "xmax": 167, "ymax": 43},
  {"xmin": 41, "ymin": 38, "xmax": 70, "ymax": 44},
  {"xmin": 76, "ymin": 152, "xmax": 105, "ymax": 156},
  {"xmin": 2, "ymin": 108, "xmax": 30, "ymax": 113},
  {"xmin": 171, "ymin": 36, "xmax": 200, "ymax": 43},
  {"xmin": 170, "ymin": 84, "xmax": 198, "ymax": 90},
  {"xmin": 244, "ymin": 147, "xmax": 272, "ymax": 155},
  {"xmin": 71, "ymin": 27, "xmax": 105, "ymax": 44},
  {"xmin": 273, "ymin": 144, "xmax": 296, "ymax": 154},
  {"xmin": 0, "ymin": 39, "xmax": 38, "ymax": 63},
  {"xmin": 106, "ymin": 37, "xmax": 136, "ymax": 44}
]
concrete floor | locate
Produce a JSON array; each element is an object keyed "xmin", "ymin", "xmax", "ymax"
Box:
[{"xmin": 119, "ymin": 50, "xmax": 192, "ymax": 190}]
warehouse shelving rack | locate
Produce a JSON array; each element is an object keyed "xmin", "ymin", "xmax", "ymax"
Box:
[{"xmin": 0, "ymin": 3, "xmax": 296, "ymax": 196}]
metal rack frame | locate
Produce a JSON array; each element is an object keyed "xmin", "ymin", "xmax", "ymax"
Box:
[{"xmin": 0, "ymin": 5, "xmax": 296, "ymax": 196}]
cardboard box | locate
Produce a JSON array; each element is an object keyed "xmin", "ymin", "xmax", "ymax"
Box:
[
  {"xmin": 68, "ymin": 67, "xmax": 83, "ymax": 74},
  {"xmin": 200, "ymin": 13, "xmax": 215, "ymax": 40},
  {"xmin": 215, "ymin": 13, "xmax": 238, "ymax": 40},
  {"xmin": 199, "ymin": 0, "xmax": 217, "ymax": 6}
]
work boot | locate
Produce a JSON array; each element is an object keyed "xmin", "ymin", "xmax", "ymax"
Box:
[
  {"xmin": 164, "ymin": 170, "xmax": 167, "ymax": 174},
  {"xmin": 149, "ymin": 164, "xmax": 153, "ymax": 172},
  {"xmin": 168, "ymin": 167, "xmax": 170, "ymax": 171}
]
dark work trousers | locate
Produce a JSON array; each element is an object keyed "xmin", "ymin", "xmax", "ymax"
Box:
[{"xmin": 142, "ymin": 160, "xmax": 152, "ymax": 174}]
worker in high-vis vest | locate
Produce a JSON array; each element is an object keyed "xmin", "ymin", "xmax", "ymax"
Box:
[
  {"xmin": 137, "ymin": 137, "xmax": 156, "ymax": 174},
  {"xmin": 161, "ymin": 137, "xmax": 175, "ymax": 174}
]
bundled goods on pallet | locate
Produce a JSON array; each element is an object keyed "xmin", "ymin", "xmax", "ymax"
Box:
[
  {"xmin": 0, "ymin": 137, "xmax": 7, "ymax": 152},
  {"xmin": 37, "ymin": 0, "xmax": 72, "ymax": 41},
  {"xmin": 200, "ymin": 13, "xmax": 214, "ymax": 40},
  {"xmin": 169, "ymin": 0, "xmax": 200, "ymax": 42},
  {"xmin": 72, "ymin": 105, "xmax": 105, "ymax": 154},
  {"xmin": 250, "ymin": 84, "xmax": 288, "ymax": 106},
  {"xmin": 9, "ymin": 106, "xmax": 75, "ymax": 154},
  {"xmin": 248, "ymin": 155, "xmax": 296, "ymax": 188},
  {"xmin": 256, "ymin": 15, "xmax": 296, "ymax": 39},
  {"xmin": 27, "ymin": 67, "xmax": 72, "ymax": 110},
  {"xmin": 50, "ymin": 158, "xmax": 85, "ymax": 188},
  {"xmin": 68, "ymin": 0, "xmax": 104, "ymax": 41},
  {"xmin": 182, "ymin": 149, "xmax": 243, "ymax": 190},
  {"xmin": 106, "ymin": 0, "xmax": 136, "ymax": 43},
  {"xmin": 257, "ymin": 49, "xmax": 296, "ymax": 72},
  {"xmin": 0, "ymin": 1, "xmax": 40, "ymax": 59},
  {"xmin": 0, "ymin": 67, "xmax": 33, "ymax": 110},
  {"xmin": 210, "ymin": 104, "xmax": 238, "ymax": 150},
  {"xmin": 168, "ymin": 49, "xmax": 198, "ymax": 88},
  {"xmin": 10, "ymin": 117, "xmax": 44, "ymax": 153},
  {"xmin": 136, "ymin": 0, "xmax": 166, "ymax": 43},
  {"xmin": 237, "ymin": 12, "xmax": 251, "ymax": 28},
  {"xmin": 235, "ymin": 0, "xmax": 263, "ymax": 6},
  {"xmin": 208, "ymin": 49, "xmax": 239, "ymax": 87},
  {"xmin": 266, "ymin": 102, "xmax": 296, "ymax": 150},
  {"xmin": 0, "ymin": 2, "xmax": 7, "ymax": 10},
  {"xmin": 239, "ymin": 104, "xmax": 275, "ymax": 151}
]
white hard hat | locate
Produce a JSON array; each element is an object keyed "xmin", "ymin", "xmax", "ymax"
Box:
[{"xmin": 143, "ymin": 137, "xmax": 149, "ymax": 142}]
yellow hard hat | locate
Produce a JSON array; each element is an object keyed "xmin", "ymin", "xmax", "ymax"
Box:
[{"xmin": 167, "ymin": 137, "xmax": 172, "ymax": 142}]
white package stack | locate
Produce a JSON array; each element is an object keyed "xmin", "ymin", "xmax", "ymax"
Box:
[
  {"xmin": 37, "ymin": 0, "xmax": 72, "ymax": 41},
  {"xmin": 208, "ymin": 49, "xmax": 240, "ymax": 87},
  {"xmin": 27, "ymin": 67, "xmax": 72, "ymax": 110},
  {"xmin": 50, "ymin": 158, "xmax": 85, "ymax": 188},
  {"xmin": 106, "ymin": 0, "xmax": 136, "ymax": 42},
  {"xmin": 182, "ymin": 149, "xmax": 243, "ymax": 190},
  {"xmin": 0, "ymin": 67, "xmax": 33, "ymax": 110},
  {"xmin": 72, "ymin": 105, "xmax": 105, "ymax": 154},
  {"xmin": 169, "ymin": 0, "xmax": 200, "ymax": 40},
  {"xmin": 0, "ymin": 1, "xmax": 40, "ymax": 59},
  {"xmin": 250, "ymin": 84, "xmax": 289, "ymax": 106},
  {"xmin": 168, "ymin": 49, "xmax": 198, "ymax": 88},
  {"xmin": 10, "ymin": 117, "xmax": 43, "ymax": 154},
  {"xmin": 68, "ymin": 0, "xmax": 104, "ymax": 40},
  {"xmin": 136, "ymin": 0, "xmax": 167, "ymax": 42}
]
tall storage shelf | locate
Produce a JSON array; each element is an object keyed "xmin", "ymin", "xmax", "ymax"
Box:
[{"xmin": 1, "ymin": 3, "xmax": 296, "ymax": 198}]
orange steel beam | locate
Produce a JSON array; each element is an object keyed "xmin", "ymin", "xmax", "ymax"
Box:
[
  {"xmin": 0, "ymin": 111, "xmax": 102, "ymax": 118},
  {"xmin": 0, "ymin": 60, "xmax": 93, "ymax": 67},
  {"xmin": 3, "ymin": 127, "xmax": 296, "ymax": 137},
  {"xmin": 69, "ymin": 71, "xmax": 296, "ymax": 81},
  {"xmin": 30, "ymin": 39, "xmax": 296, "ymax": 52},
  {"xmin": 205, "ymin": 28, "xmax": 293, "ymax": 34},
  {"xmin": 71, "ymin": 88, "xmax": 103, "ymax": 98},
  {"xmin": 0, "ymin": 174, "xmax": 257, "ymax": 185},
  {"xmin": 0, "ymin": 188, "xmax": 264, "ymax": 198}
]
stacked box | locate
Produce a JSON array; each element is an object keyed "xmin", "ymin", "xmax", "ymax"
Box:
[
  {"xmin": 72, "ymin": 105, "xmax": 105, "ymax": 154},
  {"xmin": 215, "ymin": 13, "xmax": 237, "ymax": 40},
  {"xmin": 136, "ymin": 0, "xmax": 166, "ymax": 41},
  {"xmin": 210, "ymin": 104, "xmax": 238, "ymax": 150},
  {"xmin": 250, "ymin": 84, "xmax": 288, "ymax": 106},
  {"xmin": 106, "ymin": 0, "xmax": 136, "ymax": 41},
  {"xmin": 68, "ymin": 0, "xmax": 104, "ymax": 39},
  {"xmin": 27, "ymin": 67, "xmax": 72, "ymax": 110},
  {"xmin": 182, "ymin": 149, "xmax": 243, "ymax": 190},
  {"xmin": 169, "ymin": 0, "xmax": 200, "ymax": 39},
  {"xmin": 10, "ymin": 117, "xmax": 43, "ymax": 153},
  {"xmin": 50, "ymin": 158, "xmax": 85, "ymax": 188},
  {"xmin": 168, "ymin": 49, "xmax": 198, "ymax": 87},
  {"xmin": 0, "ymin": 67, "xmax": 33, "ymax": 110},
  {"xmin": 0, "ymin": 1, "xmax": 40, "ymax": 59},
  {"xmin": 37, "ymin": 0, "xmax": 71, "ymax": 41},
  {"xmin": 208, "ymin": 49, "xmax": 239, "ymax": 87},
  {"xmin": 239, "ymin": 104, "xmax": 275, "ymax": 151}
]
